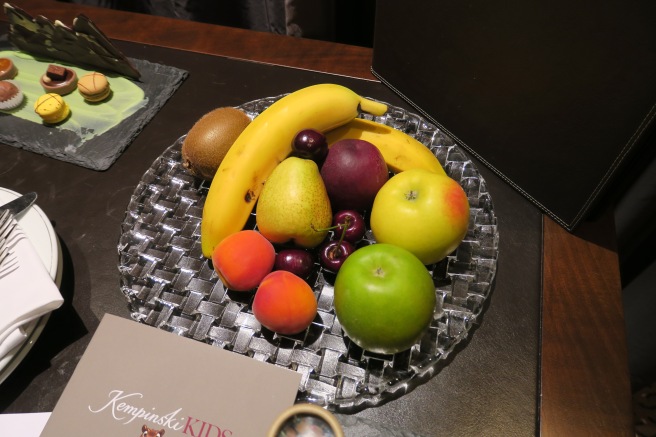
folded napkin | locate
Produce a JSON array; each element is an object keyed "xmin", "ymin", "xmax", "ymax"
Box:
[{"xmin": 0, "ymin": 219, "xmax": 63, "ymax": 360}]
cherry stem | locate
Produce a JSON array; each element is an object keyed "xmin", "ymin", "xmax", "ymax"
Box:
[
  {"xmin": 326, "ymin": 218, "xmax": 350, "ymax": 259},
  {"xmin": 315, "ymin": 216, "xmax": 352, "ymax": 242},
  {"xmin": 337, "ymin": 219, "xmax": 348, "ymax": 245},
  {"xmin": 313, "ymin": 224, "xmax": 339, "ymax": 232}
]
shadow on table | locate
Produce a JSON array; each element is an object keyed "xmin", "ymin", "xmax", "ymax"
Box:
[{"xmin": 0, "ymin": 237, "xmax": 88, "ymax": 411}]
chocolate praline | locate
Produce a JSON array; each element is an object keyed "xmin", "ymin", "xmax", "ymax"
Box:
[
  {"xmin": 0, "ymin": 80, "xmax": 24, "ymax": 111},
  {"xmin": 40, "ymin": 65, "xmax": 78, "ymax": 95},
  {"xmin": 0, "ymin": 58, "xmax": 17, "ymax": 80}
]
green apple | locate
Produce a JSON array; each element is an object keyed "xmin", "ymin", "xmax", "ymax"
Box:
[
  {"xmin": 334, "ymin": 243, "xmax": 436, "ymax": 354},
  {"xmin": 370, "ymin": 169, "xmax": 469, "ymax": 265}
]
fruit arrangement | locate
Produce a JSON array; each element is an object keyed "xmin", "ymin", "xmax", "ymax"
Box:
[
  {"xmin": 199, "ymin": 84, "xmax": 387, "ymax": 258},
  {"xmin": 119, "ymin": 91, "xmax": 499, "ymax": 411},
  {"xmin": 181, "ymin": 83, "xmax": 470, "ymax": 354}
]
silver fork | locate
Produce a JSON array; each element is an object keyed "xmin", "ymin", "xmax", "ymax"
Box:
[
  {"xmin": 0, "ymin": 245, "xmax": 17, "ymax": 278},
  {"xmin": 0, "ymin": 209, "xmax": 16, "ymax": 240},
  {"xmin": 0, "ymin": 210, "xmax": 19, "ymax": 279}
]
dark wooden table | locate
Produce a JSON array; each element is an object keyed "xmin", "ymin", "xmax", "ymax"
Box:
[{"xmin": 1, "ymin": 1, "xmax": 634, "ymax": 435}]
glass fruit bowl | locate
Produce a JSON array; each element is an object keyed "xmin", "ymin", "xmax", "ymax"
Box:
[{"xmin": 117, "ymin": 95, "xmax": 499, "ymax": 413}]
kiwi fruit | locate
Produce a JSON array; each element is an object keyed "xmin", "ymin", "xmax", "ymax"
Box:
[{"xmin": 181, "ymin": 107, "xmax": 251, "ymax": 180}]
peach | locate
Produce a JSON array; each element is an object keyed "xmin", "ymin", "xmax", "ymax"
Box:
[
  {"xmin": 211, "ymin": 230, "xmax": 275, "ymax": 291},
  {"xmin": 252, "ymin": 270, "xmax": 318, "ymax": 335}
]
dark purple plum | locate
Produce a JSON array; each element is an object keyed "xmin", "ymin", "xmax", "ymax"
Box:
[{"xmin": 320, "ymin": 139, "xmax": 389, "ymax": 211}]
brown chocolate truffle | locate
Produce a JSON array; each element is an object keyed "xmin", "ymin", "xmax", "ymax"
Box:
[
  {"xmin": 0, "ymin": 80, "xmax": 24, "ymax": 110},
  {"xmin": 40, "ymin": 64, "xmax": 78, "ymax": 95},
  {"xmin": 0, "ymin": 58, "xmax": 17, "ymax": 80}
]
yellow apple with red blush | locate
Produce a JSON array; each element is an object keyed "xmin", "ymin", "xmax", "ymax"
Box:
[{"xmin": 370, "ymin": 169, "xmax": 470, "ymax": 265}]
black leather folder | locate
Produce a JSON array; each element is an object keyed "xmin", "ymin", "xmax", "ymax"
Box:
[{"xmin": 371, "ymin": 0, "xmax": 656, "ymax": 230}]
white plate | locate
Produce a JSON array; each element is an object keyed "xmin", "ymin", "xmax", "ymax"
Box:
[{"xmin": 0, "ymin": 187, "xmax": 62, "ymax": 384}]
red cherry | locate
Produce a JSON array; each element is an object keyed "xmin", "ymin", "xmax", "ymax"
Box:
[
  {"xmin": 274, "ymin": 249, "xmax": 316, "ymax": 280},
  {"xmin": 292, "ymin": 129, "xmax": 328, "ymax": 164},
  {"xmin": 319, "ymin": 240, "xmax": 355, "ymax": 272},
  {"xmin": 332, "ymin": 210, "xmax": 366, "ymax": 243}
]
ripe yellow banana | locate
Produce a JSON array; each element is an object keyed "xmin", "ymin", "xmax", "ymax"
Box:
[
  {"xmin": 200, "ymin": 83, "xmax": 388, "ymax": 258},
  {"xmin": 325, "ymin": 118, "xmax": 446, "ymax": 175}
]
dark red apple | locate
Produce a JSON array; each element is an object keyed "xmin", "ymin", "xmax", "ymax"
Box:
[{"xmin": 320, "ymin": 139, "xmax": 389, "ymax": 211}]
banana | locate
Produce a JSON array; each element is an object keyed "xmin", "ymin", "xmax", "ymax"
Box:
[
  {"xmin": 200, "ymin": 83, "xmax": 388, "ymax": 258},
  {"xmin": 325, "ymin": 118, "xmax": 446, "ymax": 175}
]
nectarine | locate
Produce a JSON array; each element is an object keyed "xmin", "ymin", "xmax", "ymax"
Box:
[
  {"xmin": 211, "ymin": 230, "xmax": 275, "ymax": 291},
  {"xmin": 252, "ymin": 270, "xmax": 317, "ymax": 335}
]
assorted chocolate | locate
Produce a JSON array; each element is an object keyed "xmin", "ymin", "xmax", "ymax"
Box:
[
  {"xmin": 0, "ymin": 54, "xmax": 113, "ymax": 118},
  {"xmin": 0, "ymin": 79, "xmax": 23, "ymax": 110},
  {"xmin": 0, "ymin": 57, "xmax": 17, "ymax": 79},
  {"xmin": 0, "ymin": 57, "xmax": 23, "ymax": 111},
  {"xmin": 40, "ymin": 64, "xmax": 78, "ymax": 95},
  {"xmin": 0, "ymin": 3, "xmax": 139, "ymax": 119}
]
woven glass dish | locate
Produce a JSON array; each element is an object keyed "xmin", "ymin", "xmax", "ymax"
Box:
[{"xmin": 118, "ymin": 96, "xmax": 499, "ymax": 413}]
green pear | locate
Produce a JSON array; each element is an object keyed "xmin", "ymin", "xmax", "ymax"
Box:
[{"xmin": 256, "ymin": 157, "xmax": 332, "ymax": 248}]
